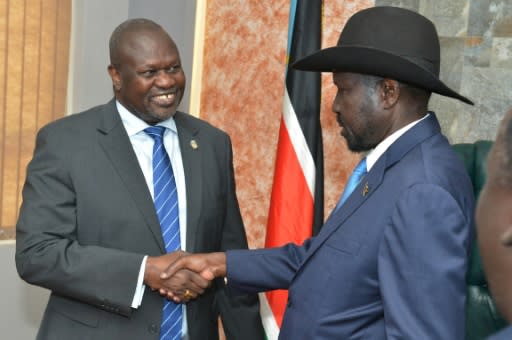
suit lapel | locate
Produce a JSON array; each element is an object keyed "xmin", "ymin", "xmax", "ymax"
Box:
[
  {"xmin": 96, "ymin": 100, "xmax": 165, "ymax": 253},
  {"xmin": 174, "ymin": 112, "xmax": 202, "ymax": 253},
  {"xmin": 298, "ymin": 113, "xmax": 442, "ymax": 267},
  {"xmin": 302, "ymin": 156, "xmax": 386, "ymax": 262}
]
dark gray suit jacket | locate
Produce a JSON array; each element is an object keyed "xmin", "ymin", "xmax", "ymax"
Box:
[{"xmin": 15, "ymin": 100, "xmax": 264, "ymax": 340}]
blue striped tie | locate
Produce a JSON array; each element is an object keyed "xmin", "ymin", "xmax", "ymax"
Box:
[
  {"xmin": 144, "ymin": 126, "xmax": 182, "ymax": 340},
  {"xmin": 334, "ymin": 157, "xmax": 367, "ymax": 211}
]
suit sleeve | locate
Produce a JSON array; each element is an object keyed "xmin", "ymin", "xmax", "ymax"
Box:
[
  {"xmin": 213, "ymin": 135, "xmax": 266, "ymax": 340},
  {"xmin": 226, "ymin": 241, "xmax": 311, "ymax": 294},
  {"xmin": 15, "ymin": 125, "xmax": 143, "ymax": 316},
  {"xmin": 379, "ymin": 183, "xmax": 469, "ymax": 339}
]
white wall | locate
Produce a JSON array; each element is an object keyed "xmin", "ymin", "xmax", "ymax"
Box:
[{"xmin": 1, "ymin": 1, "xmax": 198, "ymax": 338}]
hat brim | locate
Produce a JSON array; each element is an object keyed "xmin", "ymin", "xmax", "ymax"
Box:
[{"xmin": 292, "ymin": 46, "xmax": 474, "ymax": 105}]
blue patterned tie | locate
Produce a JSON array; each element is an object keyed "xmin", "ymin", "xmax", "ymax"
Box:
[
  {"xmin": 334, "ymin": 157, "xmax": 367, "ymax": 211},
  {"xmin": 144, "ymin": 126, "xmax": 182, "ymax": 340}
]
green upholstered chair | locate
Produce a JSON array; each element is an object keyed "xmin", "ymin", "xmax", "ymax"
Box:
[{"xmin": 452, "ymin": 141, "xmax": 508, "ymax": 339}]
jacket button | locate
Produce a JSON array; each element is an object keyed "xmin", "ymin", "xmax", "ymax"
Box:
[{"xmin": 148, "ymin": 324, "xmax": 159, "ymax": 334}]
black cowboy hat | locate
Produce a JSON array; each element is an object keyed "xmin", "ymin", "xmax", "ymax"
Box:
[{"xmin": 293, "ymin": 6, "xmax": 474, "ymax": 105}]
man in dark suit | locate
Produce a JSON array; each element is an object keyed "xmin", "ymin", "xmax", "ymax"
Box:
[
  {"xmin": 477, "ymin": 109, "xmax": 512, "ymax": 340},
  {"xmin": 162, "ymin": 7, "xmax": 475, "ymax": 339},
  {"xmin": 15, "ymin": 18, "xmax": 264, "ymax": 340}
]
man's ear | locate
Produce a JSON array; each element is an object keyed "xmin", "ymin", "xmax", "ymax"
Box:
[
  {"xmin": 380, "ymin": 79, "xmax": 400, "ymax": 108},
  {"xmin": 108, "ymin": 64, "xmax": 121, "ymax": 91}
]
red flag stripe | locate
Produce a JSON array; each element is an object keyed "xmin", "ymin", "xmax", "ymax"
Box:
[
  {"xmin": 263, "ymin": 89, "xmax": 315, "ymax": 330},
  {"xmin": 261, "ymin": 1, "xmax": 322, "ymax": 336},
  {"xmin": 265, "ymin": 116, "xmax": 314, "ymax": 247},
  {"xmin": 281, "ymin": 90, "xmax": 316, "ymax": 198}
]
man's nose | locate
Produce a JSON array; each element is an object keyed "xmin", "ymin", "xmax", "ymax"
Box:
[{"xmin": 155, "ymin": 70, "xmax": 176, "ymax": 88}]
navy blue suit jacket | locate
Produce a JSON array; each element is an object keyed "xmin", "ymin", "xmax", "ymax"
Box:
[{"xmin": 227, "ymin": 113, "xmax": 474, "ymax": 339}]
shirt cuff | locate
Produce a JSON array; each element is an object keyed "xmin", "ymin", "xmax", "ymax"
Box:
[{"xmin": 131, "ymin": 255, "xmax": 147, "ymax": 308}]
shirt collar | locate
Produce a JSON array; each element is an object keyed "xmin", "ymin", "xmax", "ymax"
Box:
[
  {"xmin": 365, "ymin": 113, "xmax": 430, "ymax": 171},
  {"xmin": 116, "ymin": 100, "xmax": 178, "ymax": 136}
]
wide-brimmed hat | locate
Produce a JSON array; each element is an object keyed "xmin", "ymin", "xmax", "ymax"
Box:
[{"xmin": 293, "ymin": 6, "xmax": 473, "ymax": 105}]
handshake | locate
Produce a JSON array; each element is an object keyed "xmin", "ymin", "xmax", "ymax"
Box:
[{"xmin": 143, "ymin": 251, "xmax": 227, "ymax": 303}]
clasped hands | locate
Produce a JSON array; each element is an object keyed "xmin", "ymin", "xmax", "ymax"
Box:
[{"xmin": 144, "ymin": 251, "xmax": 226, "ymax": 303}]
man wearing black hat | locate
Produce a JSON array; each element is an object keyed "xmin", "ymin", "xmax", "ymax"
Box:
[{"xmin": 161, "ymin": 6, "xmax": 475, "ymax": 339}]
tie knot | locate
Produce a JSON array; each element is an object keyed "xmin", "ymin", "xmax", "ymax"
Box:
[
  {"xmin": 144, "ymin": 126, "xmax": 166, "ymax": 141},
  {"xmin": 333, "ymin": 157, "xmax": 367, "ymax": 211}
]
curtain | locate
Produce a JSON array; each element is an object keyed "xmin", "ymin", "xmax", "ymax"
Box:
[{"xmin": 0, "ymin": 0, "xmax": 71, "ymax": 239}]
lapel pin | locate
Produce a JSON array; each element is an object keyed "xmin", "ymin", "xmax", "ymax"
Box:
[
  {"xmin": 362, "ymin": 182, "xmax": 369, "ymax": 196},
  {"xmin": 190, "ymin": 139, "xmax": 198, "ymax": 150}
]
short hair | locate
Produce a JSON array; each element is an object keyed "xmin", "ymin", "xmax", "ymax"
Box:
[
  {"xmin": 490, "ymin": 109, "xmax": 512, "ymax": 188},
  {"xmin": 109, "ymin": 18, "xmax": 164, "ymax": 65}
]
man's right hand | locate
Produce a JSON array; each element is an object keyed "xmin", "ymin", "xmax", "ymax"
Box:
[
  {"xmin": 159, "ymin": 252, "xmax": 227, "ymax": 303},
  {"xmin": 144, "ymin": 251, "xmax": 210, "ymax": 302}
]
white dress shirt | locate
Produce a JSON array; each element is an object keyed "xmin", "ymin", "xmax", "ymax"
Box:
[
  {"xmin": 365, "ymin": 113, "xmax": 430, "ymax": 171},
  {"xmin": 116, "ymin": 101, "xmax": 189, "ymax": 338}
]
